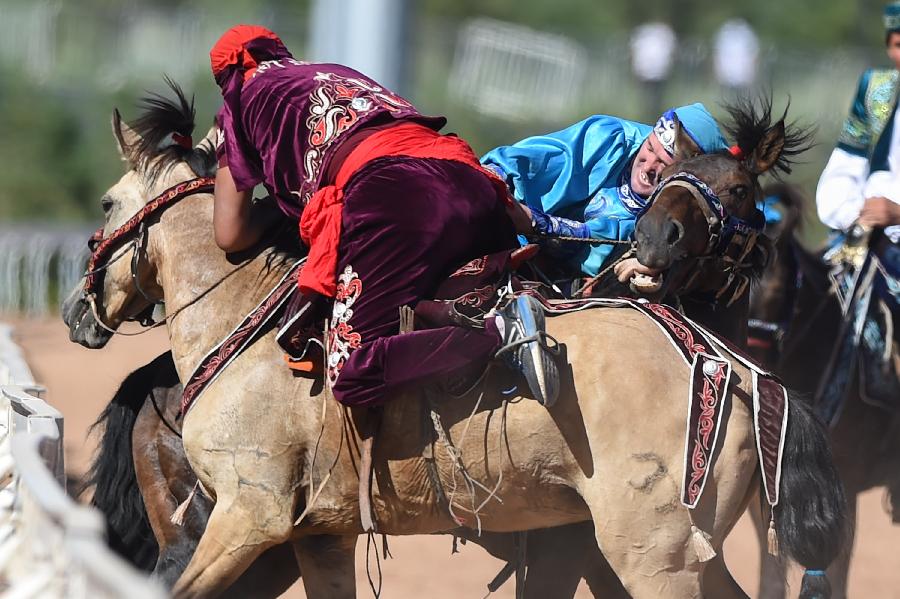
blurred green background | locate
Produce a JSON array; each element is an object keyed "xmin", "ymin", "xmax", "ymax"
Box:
[{"xmin": 0, "ymin": 0, "xmax": 892, "ymax": 241}]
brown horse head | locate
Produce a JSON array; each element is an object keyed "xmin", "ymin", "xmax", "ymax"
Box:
[{"xmin": 635, "ymin": 98, "xmax": 812, "ymax": 298}]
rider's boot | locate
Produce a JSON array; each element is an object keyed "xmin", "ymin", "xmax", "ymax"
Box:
[{"xmin": 494, "ymin": 294, "xmax": 560, "ymax": 407}]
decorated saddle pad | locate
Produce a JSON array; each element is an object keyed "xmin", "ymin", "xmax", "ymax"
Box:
[{"xmin": 818, "ymin": 233, "xmax": 900, "ymax": 422}]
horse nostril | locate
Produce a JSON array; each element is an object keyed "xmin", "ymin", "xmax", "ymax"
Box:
[{"xmin": 666, "ymin": 219, "xmax": 684, "ymax": 245}]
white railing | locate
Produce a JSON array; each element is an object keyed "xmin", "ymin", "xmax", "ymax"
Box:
[{"xmin": 0, "ymin": 323, "xmax": 166, "ymax": 598}]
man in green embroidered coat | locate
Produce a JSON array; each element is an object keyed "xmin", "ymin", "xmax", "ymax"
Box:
[{"xmin": 816, "ymin": 1, "xmax": 900, "ymax": 241}]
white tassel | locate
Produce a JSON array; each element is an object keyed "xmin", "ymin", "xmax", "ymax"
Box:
[
  {"xmin": 690, "ymin": 525, "xmax": 717, "ymax": 562},
  {"xmin": 767, "ymin": 517, "xmax": 780, "ymax": 556},
  {"xmin": 170, "ymin": 480, "xmax": 200, "ymax": 526}
]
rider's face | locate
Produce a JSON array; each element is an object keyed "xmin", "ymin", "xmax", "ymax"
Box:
[
  {"xmin": 630, "ymin": 132, "xmax": 675, "ymax": 197},
  {"xmin": 888, "ymin": 32, "xmax": 900, "ymax": 70}
]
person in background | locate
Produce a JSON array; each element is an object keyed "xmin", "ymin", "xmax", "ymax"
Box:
[
  {"xmin": 816, "ymin": 2, "xmax": 900, "ymax": 248},
  {"xmin": 630, "ymin": 22, "xmax": 677, "ymax": 121},
  {"xmin": 713, "ymin": 19, "xmax": 760, "ymax": 96}
]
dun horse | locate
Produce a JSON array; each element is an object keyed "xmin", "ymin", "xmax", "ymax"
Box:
[{"xmin": 65, "ymin": 83, "xmax": 846, "ymax": 598}]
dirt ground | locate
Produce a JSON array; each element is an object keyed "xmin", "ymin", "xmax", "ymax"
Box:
[{"xmin": 5, "ymin": 314, "xmax": 899, "ymax": 598}]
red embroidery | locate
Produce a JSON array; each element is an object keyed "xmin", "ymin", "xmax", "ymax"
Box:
[
  {"xmin": 450, "ymin": 257, "xmax": 488, "ymax": 278},
  {"xmin": 646, "ymin": 303, "xmax": 708, "ymax": 358},
  {"xmin": 327, "ymin": 265, "xmax": 364, "ymax": 385},
  {"xmin": 301, "ymin": 72, "xmax": 413, "ymax": 205},
  {"xmin": 685, "ymin": 359, "xmax": 727, "ymax": 505}
]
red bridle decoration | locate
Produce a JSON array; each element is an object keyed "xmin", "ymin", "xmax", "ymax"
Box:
[
  {"xmin": 728, "ymin": 145, "xmax": 744, "ymax": 159},
  {"xmin": 83, "ymin": 177, "xmax": 216, "ymax": 298}
]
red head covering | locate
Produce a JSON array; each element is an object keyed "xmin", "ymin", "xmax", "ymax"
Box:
[
  {"xmin": 211, "ymin": 25, "xmax": 294, "ymax": 180},
  {"xmin": 210, "ymin": 24, "xmax": 285, "ymax": 81}
]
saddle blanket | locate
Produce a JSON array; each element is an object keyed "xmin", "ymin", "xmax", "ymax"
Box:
[{"xmin": 180, "ymin": 252, "xmax": 789, "ymax": 513}]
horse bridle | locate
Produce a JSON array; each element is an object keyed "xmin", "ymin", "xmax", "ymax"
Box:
[
  {"xmin": 644, "ymin": 171, "xmax": 766, "ymax": 305},
  {"xmin": 81, "ymin": 176, "xmax": 216, "ymax": 329}
]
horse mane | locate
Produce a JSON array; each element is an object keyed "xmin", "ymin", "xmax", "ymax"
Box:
[
  {"xmin": 129, "ymin": 77, "xmax": 217, "ymax": 182},
  {"xmin": 722, "ymin": 96, "xmax": 815, "ymax": 177},
  {"xmin": 76, "ymin": 351, "xmax": 179, "ymax": 570}
]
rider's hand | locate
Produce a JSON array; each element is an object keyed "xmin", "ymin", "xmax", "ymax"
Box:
[
  {"xmin": 505, "ymin": 201, "xmax": 534, "ymax": 234},
  {"xmin": 859, "ymin": 196, "xmax": 900, "ymax": 227},
  {"xmin": 614, "ymin": 258, "xmax": 662, "ymax": 283}
]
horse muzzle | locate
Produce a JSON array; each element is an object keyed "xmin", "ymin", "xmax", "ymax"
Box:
[
  {"xmin": 634, "ymin": 212, "xmax": 686, "ymax": 271},
  {"xmin": 62, "ymin": 292, "xmax": 112, "ymax": 349}
]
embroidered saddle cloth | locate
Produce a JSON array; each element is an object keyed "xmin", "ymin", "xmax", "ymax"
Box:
[{"xmin": 818, "ymin": 233, "xmax": 900, "ymax": 422}]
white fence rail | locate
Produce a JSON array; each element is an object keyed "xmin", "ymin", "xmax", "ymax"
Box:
[{"xmin": 0, "ymin": 323, "xmax": 166, "ymax": 598}]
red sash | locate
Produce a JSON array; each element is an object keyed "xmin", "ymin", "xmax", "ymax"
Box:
[{"xmin": 298, "ymin": 122, "xmax": 511, "ymax": 297}]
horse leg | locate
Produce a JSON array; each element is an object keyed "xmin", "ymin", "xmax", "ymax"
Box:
[
  {"xmin": 748, "ymin": 499, "xmax": 787, "ymax": 599},
  {"xmin": 702, "ymin": 554, "xmax": 749, "ymax": 599},
  {"xmin": 522, "ymin": 523, "xmax": 629, "ymax": 599},
  {"xmin": 826, "ymin": 491, "xmax": 857, "ymax": 599},
  {"xmin": 171, "ymin": 493, "xmax": 295, "ymax": 599},
  {"xmin": 220, "ymin": 543, "xmax": 301, "ymax": 599},
  {"xmin": 579, "ymin": 486, "xmax": 703, "ymax": 598},
  {"xmin": 290, "ymin": 534, "xmax": 357, "ymax": 599}
]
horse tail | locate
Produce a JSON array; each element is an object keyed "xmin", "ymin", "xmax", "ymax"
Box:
[
  {"xmin": 773, "ymin": 392, "xmax": 849, "ymax": 598},
  {"xmin": 77, "ymin": 351, "xmax": 176, "ymax": 571}
]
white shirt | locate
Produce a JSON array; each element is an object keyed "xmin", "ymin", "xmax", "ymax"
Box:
[{"xmin": 816, "ymin": 103, "xmax": 900, "ymax": 242}]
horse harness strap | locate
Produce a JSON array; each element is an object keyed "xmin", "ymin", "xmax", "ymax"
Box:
[
  {"xmin": 180, "ymin": 258, "xmax": 306, "ymax": 414},
  {"xmin": 83, "ymin": 177, "xmax": 216, "ymax": 300}
]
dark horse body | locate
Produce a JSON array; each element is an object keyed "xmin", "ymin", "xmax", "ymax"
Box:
[{"xmin": 748, "ymin": 185, "xmax": 900, "ymax": 599}]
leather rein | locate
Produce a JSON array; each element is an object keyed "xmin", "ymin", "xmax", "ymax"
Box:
[
  {"xmin": 644, "ymin": 171, "xmax": 766, "ymax": 306},
  {"xmin": 80, "ymin": 176, "xmax": 216, "ymax": 330}
]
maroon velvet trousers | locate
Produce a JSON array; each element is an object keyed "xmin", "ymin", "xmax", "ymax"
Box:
[{"xmin": 326, "ymin": 156, "xmax": 517, "ymax": 407}]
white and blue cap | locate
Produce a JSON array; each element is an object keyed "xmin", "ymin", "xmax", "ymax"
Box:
[
  {"xmin": 652, "ymin": 103, "xmax": 729, "ymax": 156},
  {"xmin": 885, "ymin": 1, "xmax": 900, "ymax": 32}
]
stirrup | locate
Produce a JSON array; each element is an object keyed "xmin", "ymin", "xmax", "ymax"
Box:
[{"xmin": 495, "ymin": 295, "xmax": 560, "ymax": 406}]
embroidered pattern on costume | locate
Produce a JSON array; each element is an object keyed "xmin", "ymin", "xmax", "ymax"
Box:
[
  {"xmin": 301, "ymin": 72, "xmax": 413, "ymax": 204},
  {"xmin": 327, "ymin": 265, "xmax": 364, "ymax": 386},
  {"xmin": 451, "ymin": 257, "xmax": 488, "ymax": 278}
]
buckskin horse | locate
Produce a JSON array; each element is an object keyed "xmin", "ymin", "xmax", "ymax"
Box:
[
  {"xmin": 747, "ymin": 185, "xmax": 900, "ymax": 599},
  {"xmin": 64, "ymin": 82, "xmax": 846, "ymax": 598},
  {"xmin": 77, "ymin": 351, "xmax": 300, "ymax": 597}
]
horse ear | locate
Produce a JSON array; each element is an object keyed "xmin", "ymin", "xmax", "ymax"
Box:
[
  {"xmin": 111, "ymin": 109, "xmax": 140, "ymax": 165},
  {"xmin": 673, "ymin": 118, "xmax": 702, "ymax": 161},
  {"xmin": 747, "ymin": 120, "xmax": 786, "ymax": 175},
  {"xmin": 198, "ymin": 125, "xmax": 218, "ymax": 152}
]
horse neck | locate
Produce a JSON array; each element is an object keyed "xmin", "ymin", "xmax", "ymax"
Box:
[{"xmin": 152, "ymin": 193, "xmax": 295, "ymax": 379}]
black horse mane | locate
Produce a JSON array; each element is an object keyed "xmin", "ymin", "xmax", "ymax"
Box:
[
  {"xmin": 723, "ymin": 96, "xmax": 815, "ymax": 177},
  {"xmin": 129, "ymin": 77, "xmax": 217, "ymax": 182},
  {"xmin": 76, "ymin": 351, "xmax": 179, "ymax": 570}
]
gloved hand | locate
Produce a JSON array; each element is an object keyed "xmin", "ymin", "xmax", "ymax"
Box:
[{"xmin": 529, "ymin": 207, "xmax": 591, "ymax": 240}]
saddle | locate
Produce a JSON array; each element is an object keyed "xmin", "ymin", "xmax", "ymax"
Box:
[
  {"xmin": 275, "ymin": 244, "xmax": 547, "ymax": 376},
  {"xmin": 817, "ymin": 228, "xmax": 900, "ymax": 421}
]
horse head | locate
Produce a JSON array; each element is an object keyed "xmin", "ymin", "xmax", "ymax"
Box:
[
  {"xmin": 634, "ymin": 98, "xmax": 812, "ymax": 302},
  {"xmin": 63, "ymin": 80, "xmax": 217, "ymax": 348}
]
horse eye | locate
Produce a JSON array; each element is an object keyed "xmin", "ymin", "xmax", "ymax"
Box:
[
  {"xmin": 101, "ymin": 197, "xmax": 114, "ymax": 213},
  {"xmin": 731, "ymin": 186, "xmax": 748, "ymax": 200}
]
